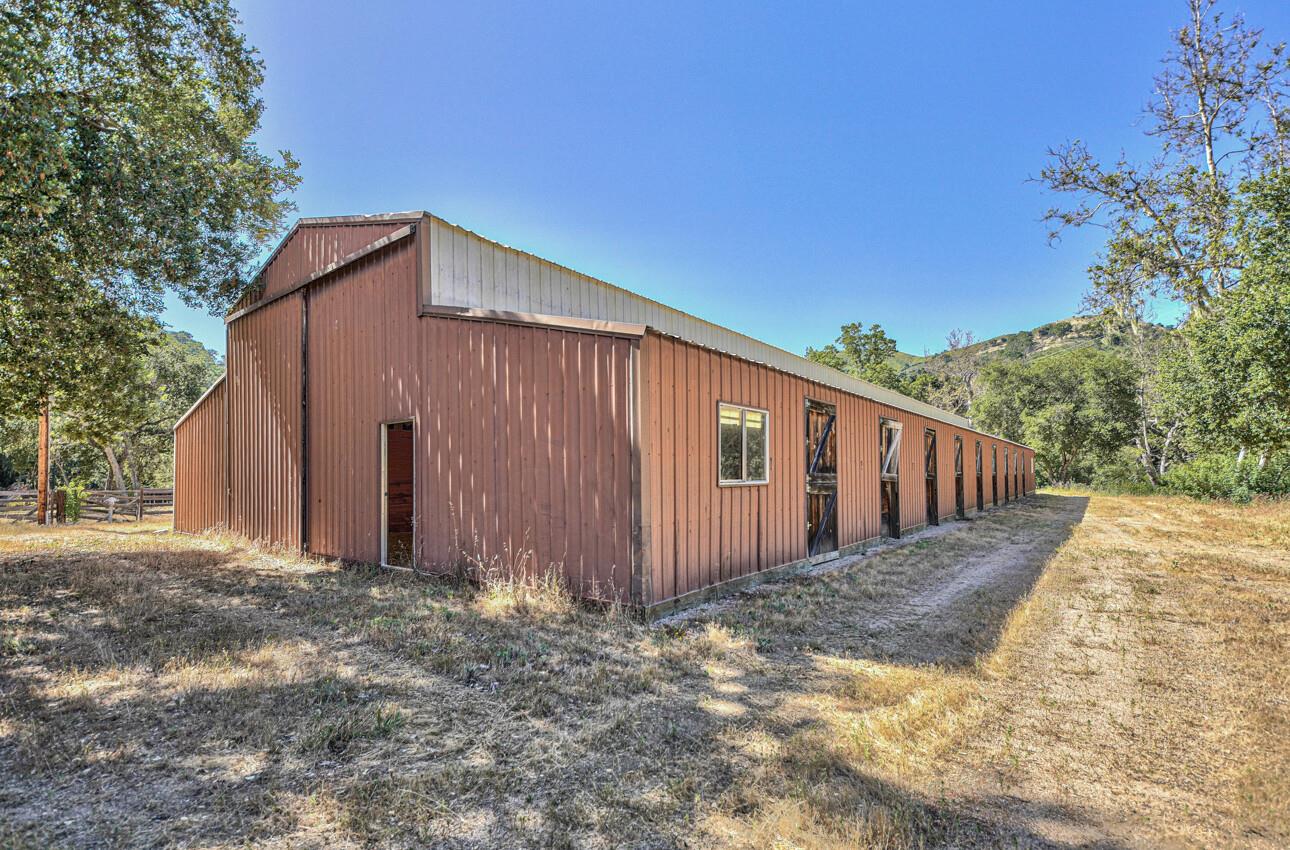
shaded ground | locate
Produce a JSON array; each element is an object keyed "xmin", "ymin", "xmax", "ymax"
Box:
[{"xmin": 0, "ymin": 494, "xmax": 1285, "ymax": 848}]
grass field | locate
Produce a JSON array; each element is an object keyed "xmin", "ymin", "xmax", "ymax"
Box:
[{"xmin": 1, "ymin": 493, "xmax": 1286, "ymax": 848}]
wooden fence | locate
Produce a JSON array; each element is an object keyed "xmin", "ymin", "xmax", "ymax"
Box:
[{"xmin": 0, "ymin": 488, "xmax": 174, "ymax": 523}]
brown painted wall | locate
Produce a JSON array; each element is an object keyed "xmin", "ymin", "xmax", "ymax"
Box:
[
  {"xmin": 226, "ymin": 219, "xmax": 416, "ymax": 319},
  {"xmin": 179, "ymin": 216, "xmax": 1038, "ymax": 608},
  {"xmin": 174, "ymin": 378, "xmax": 227, "ymax": 533},
  {"xmin": 303, "ymin": 235, "xmax": 636, "ymax": 599},
  {"xmin": 226, "ymin": 292, "xmax": 304, "ymax": 548},
  {"xmin": 639, "ymin": 331, "xmax": 1033, "ymax": 606}
]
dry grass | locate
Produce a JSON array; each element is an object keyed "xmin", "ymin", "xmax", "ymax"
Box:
[{"xmin": 0, "ymin": 496, "xmax": 1285, "ymax": 849}]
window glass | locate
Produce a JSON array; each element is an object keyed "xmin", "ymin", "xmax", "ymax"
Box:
[
  {"xmin": 745, "ymin": 410, "xmax": 767, "ymax": 480},
  {"xmin": 719, "ymin": 404, "xmax": 769, "ymax": 484},
  {"xmin": 719, "ymin": 406, "xmax": 743, "ymax": 481}
]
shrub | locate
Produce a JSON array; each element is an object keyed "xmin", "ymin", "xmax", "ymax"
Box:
[
  {"xmin": 1164, "ymin": 452, "xmax": 1290, "ymax": 501},
  {"xmin": 1036, "ymin": 320, "xmax": 1073, "ymax": 338},
  {"xmin": 1001, "ymin": 332, "xmax": 1033, "ymax": 360},
  {"xmin": 1090, "ymin": 448, "xmax": 1155, "ymax": 495},
  {"xmin": 59, "ymin": 479, "xmax": 90, "ymax": 522}
]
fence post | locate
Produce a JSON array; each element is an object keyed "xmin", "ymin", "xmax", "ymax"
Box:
[{"xmin": 137, "ymin": 488, "xmax": 144, "ymax": 521}]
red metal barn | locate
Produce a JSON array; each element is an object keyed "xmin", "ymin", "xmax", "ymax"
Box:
[{"xmin": 174, "ymin": 213, "xmax": 1036, "ymax": 612}]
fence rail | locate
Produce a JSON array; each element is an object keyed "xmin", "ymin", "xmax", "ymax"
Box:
[{"xmin": 0, "ymin": 488, "xmax": 174, "ymax": 523}]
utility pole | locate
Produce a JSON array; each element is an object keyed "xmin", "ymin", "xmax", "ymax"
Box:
[{"xmin": 36, "ymin": 402, "xmax": 49, "ymax": 525}]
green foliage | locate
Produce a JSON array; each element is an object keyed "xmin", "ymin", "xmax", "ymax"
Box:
[
  {"xmin": 973, "ymin": 348, "xmax": 1140, "ymax": 485},
  {"xmin": 805, "ymin": 322, "xmax": 931, "ymax": 399},
  {"xmin": 1000, "ymin": 332, "xmax": 1032, "ymax": 360},
  {"xmin": 1036, "ymin": 320, "xmax": 1073, "ymax": 338},
  {"xmin": 1157, "ymin": 173, "xmax": 1290, "ymax": 457},
  {"xmin": 0, "ymin": 413, "xmax": 105, "ymax": 488},
  {"xmin": 0, "ymin": 0, "xmax": 297, "ymax": 448},
  {"xmin": 0, "ymin": 0, "xmax": 299, "ymax": 313},
  {"xmin": 1163, "ymin": 453, "xmax": 1290, "ymax": 502},
  {"xmin": 1039, "ymin": 1, "xmax": 1288, "ymax": 315},
  {"xmin": 124, "ymin": 330, "xmax": 225, "ymax": 485},
  {"xmin": 804, "ymin": 343, "xmax": 850, "ymax": 373},
  {"xmin": 58, "ymin": 479, "xmax": 89, "ymax": 522},
  {"xmin": 1089, "ymin": 447, "xmax": 1156, "ymax": 495},
  {"xmin": 0, "ymin": 329, "xmax": 222, "ymax": 488}
]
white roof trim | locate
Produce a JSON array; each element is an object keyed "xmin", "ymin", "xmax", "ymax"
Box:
[{"xmin": 424, "ymin": 213, "xmax": 978, "ymax": 431}]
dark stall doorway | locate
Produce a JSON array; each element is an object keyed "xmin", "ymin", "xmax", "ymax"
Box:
[
  {"xmin": 805, "ymin": 399, "xmax": 839, "ymax": 563},
  {"xmin": 924, "ymin": 428, "xmax": 939, "ymax": 527},
  {"xmin": 1004, "ymin": 449, "xmax": 1011, "ymax": 502},
  {"xmin": 382, "ymin": 421, "xmax": 415, "ymax": 568},
  {"xmin": 991, "ymin": 445, "xmax": 999, "ymax": 507},
  {"xmin": 880, "ymin": 418, "xmax": 902, "ymax": 539},
  {"xmin": 954, "ymin": 435, "xmax": 965, "ymax": 519},
  {"xmin": 975, "ymin": 440, "xmax": 984, "ymax": 512}
]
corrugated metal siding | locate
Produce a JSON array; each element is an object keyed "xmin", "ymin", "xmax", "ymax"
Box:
[
  {"xmin": 424, "ymin": 215, "xmax": 976, "ymax": 431},
  {"xmin": 226, "ymin": 293, "xmax": 303, "ymax": 548},
  {"xmin": 173, "ymin": 377, "xmax": 227, "ymax": 532},
  {"xmin": 304, "ymin": 236, "xmax": 636, "ymax": 600},
  {"xmin": 303, "ymin": 234, "xmax": 421, "ymax": 564},
  {"xmin": 183, "ymin": 211, "xmax": 1039, "ymax": 607},
  {"xmin": 230, "ymin": 220, "xmax": 414, "ymax": 313},
  {"xmin": 640, "ymin": 331, "xmax": 1033, "ymax": 606}
]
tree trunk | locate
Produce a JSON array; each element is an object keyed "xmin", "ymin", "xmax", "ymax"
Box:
[
  {"xmin": 102, "ymin": 443, "xmax": 125, "ymax": 490},
  {"xmin": 121, "ymin": 437, "xmax": 140, "ymax": 489},
  {"xmin": 1157, "ymin": 420, "xmax": 1180, "ymax": 479},
  {"xmin": 36, "ymin": 403, "xmax": 49, "ymax": 525}
]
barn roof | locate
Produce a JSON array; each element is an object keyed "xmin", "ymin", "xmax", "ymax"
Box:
[{"xmin": 234, "ymin": 211, "xmax": 982, "ymax": 433}]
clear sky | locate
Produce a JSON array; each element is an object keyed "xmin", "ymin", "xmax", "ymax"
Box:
[{"xmin": 164, "ymin": 0, "xmax": 1290, "ymax": 360}]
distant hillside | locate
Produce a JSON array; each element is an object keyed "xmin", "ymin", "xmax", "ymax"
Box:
[{"xmin": 890, "ymin": 315, "xmax": 1167, "ymax": 375}]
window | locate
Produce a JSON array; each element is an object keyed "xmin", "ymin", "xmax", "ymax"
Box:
[
  {"xmin": 880, "ymin": 418, "xmax": 902, "ymax": 480},
  {"xmin": 719, "ymin": 403, "xmax": 768, "ymax": 484}
]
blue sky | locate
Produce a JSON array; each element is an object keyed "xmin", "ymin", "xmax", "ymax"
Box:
[{"xmin": 165, "ymin": 0, "xmax": 1289, "ymax": 360}]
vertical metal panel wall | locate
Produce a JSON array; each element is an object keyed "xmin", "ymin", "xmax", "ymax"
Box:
[
  {"xmin": 255, "ymin": 220, "xmax": 412, "ymax": 302},
  {"xmin": 305, "ymin": 235, "xmax": 637, "ymax": 600},
  {"xmin": 177, "ymin": 211, "xmax": 1037, "ymax": 609},
  {"xmin": 226, "ymin": 293, "xmax": 304, "ymax": 548},
  {"xmin": 423, "ymin": 216, "xmax": 974, "ymax": 431},
  {"xmin": 640, "ymin": 331, "xmax": 1034, "ymax": 607},
  {"xmin": 174, "ymin": 377, "xmax": 227, "ymax": 532}
]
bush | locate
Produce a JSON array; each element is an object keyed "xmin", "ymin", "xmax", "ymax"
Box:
[
  {"xmin": 1036, "ymin": 320, "xmax": 1073, "ymax": 338},
  {"xmin": 58, "ymin": 479, "xmax": 89, "ymax": 522},
  {"xmin": 1090, "ymin": 448, "xmax": 1155, "ymax": 495},
  {"xmin": 1164, "ymin": 452, "xmax": 1290, "ymax": 502},
  {"xmin": 1001, "ymin": 332, "xmax": 1033, "ymax": 360}
]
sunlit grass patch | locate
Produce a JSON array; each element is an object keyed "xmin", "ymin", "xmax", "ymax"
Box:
[
  {"xmin": 804, "ymin": 658, "xmax": 983, "ymax": 779},
  {"xmin": 1, "ymin": 494, "xmax": 1286, "ymax": 848}
]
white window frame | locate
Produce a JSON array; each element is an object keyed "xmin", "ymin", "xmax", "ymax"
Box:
[
  {"xmin": 718, "ymin": 402, "xmax": 771, "ymax": 486},
  {"xmin": 880, "ymin": 418, "xmax": 903, "ymax": 481}
]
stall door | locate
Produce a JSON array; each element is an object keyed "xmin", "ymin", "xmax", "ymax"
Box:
[
  {"xmin": 1004, "ymin": 449, "xmax": 1011, "ymax": 502},
  {"xmin": 880, "ymin": 418, "xmax": 902, "ymax": 538},
  {"xmin": 991, "ymin": 445, "xmax": 999, "ymax": 506},
  {"xmin": 954, "ymin": 436, "xmax": 965, "ymax": 519},
  {"xmin": 924, "ymin": 428, "xmax": 939, "ymax": 526},
  {"xmin": 975, "ymin": 441, "xmax": 984, "ymax": 511},
  {"xmin": 805, "ymin": 399, "xmax": 838, "ymax": 562}
]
